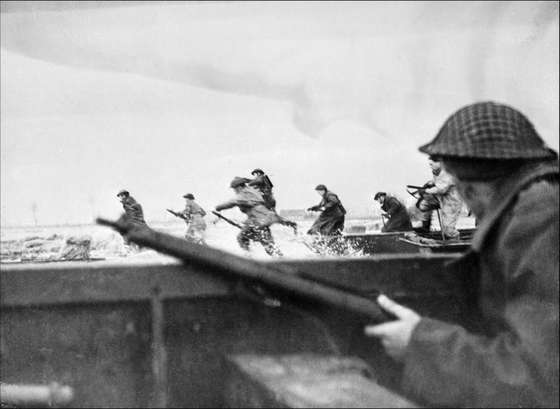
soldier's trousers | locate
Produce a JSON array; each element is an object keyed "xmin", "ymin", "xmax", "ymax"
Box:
[
  {"xmin": 237, "ymin": 225, "xmax": 282, "ymax": 256},
  {"xmin": 417, "ymin": 194, "xmax": 460, "ymax": 239}
]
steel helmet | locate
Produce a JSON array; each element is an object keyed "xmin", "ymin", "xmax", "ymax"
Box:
[{"xmin": 419, "ymin": 101, "xmax": 556, "ymax": 160}]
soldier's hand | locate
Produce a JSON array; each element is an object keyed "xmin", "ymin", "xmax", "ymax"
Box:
[{"xmin": 364, "ymin": 295, "xmax": 421, "ymax": 362}]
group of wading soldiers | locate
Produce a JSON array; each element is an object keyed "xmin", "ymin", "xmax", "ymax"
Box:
[
  {"xmin": 116, "ymin": 158, "xmax": 464, "ymax": 255},
  {"xmin": 116, "ymin": 168, "xmax": 345, "ymax": 256},
  {"xmin": 115, "ymin": 101, "xmax": 558, "ymax": 406}
]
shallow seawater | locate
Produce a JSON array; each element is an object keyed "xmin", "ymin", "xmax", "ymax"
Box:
[{"xmin": 0, "ymin": 217, "xmax": 475, "ymax": 264}]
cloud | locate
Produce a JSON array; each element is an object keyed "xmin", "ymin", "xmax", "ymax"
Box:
[
  {"xmin": 1, "ymin": 2, "xmax": 558, "ymax": 225},
  {"xmin": 2, "ymin": 1, "xmax": 557, "ymax": 141}
]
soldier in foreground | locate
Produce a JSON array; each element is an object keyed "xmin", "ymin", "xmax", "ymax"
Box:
[
  {"xmin": 374, "ymin": 192, "xmax": 412, "ymax": 232},
  {"xmin": 365, "ymin": 102, "xmax": 559, "ymax": 407},
  {"xmin": 215, "ymin": 177, "xmax": 283, "ymax": 256},
  {"xmin": 116, "ymin": 189, "xmax": 147, "ymax": 249},
  {"xmin": 307, "ymin": 184, "xmax": 346, "ymax": 236}
]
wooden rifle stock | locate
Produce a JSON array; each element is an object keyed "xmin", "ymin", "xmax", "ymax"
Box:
[{"xmin": 97, "ymin": 217, "xmax": 394, "ymax": 323}]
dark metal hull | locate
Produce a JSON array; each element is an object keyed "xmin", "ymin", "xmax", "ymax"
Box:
[
  {"xmin": 1, "ymin": 254, "xmax": 475, "ymax": 407},
  {"xmin": 344, "ymin": 228, "xmax": 475, "ymax": 254}
]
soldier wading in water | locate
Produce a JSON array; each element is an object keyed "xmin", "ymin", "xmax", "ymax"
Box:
[
  {"xmin": 178, "ymin": 193, "xmax": 207, "ymax": 245},
  {"xmin": 215, "ymin": 177, "xmax": 283, "ymax": 256},
  {"xmin": 116, "ymin": 189, "xmax": 147, "ymax": 251},
  {"xmin": 248, "ymin": 168, "xmax": 298, "ymax": 233}
]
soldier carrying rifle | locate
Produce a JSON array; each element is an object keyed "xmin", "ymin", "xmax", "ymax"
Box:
[
  {"xmin": 168, "ymin": 193, "xmax": 207, "ymax": 245},
  {"xmin": 215, "ymin": 177, "xmax": 283, "ymax": 257},
  {"xmin": 408, "ymin": 157, "xmax": 463, "ymax": 239}
]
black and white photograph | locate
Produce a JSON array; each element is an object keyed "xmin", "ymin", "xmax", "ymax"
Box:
[{"xmin": 1, "ymin": 1, "xmax": 558, "ymax": 407}]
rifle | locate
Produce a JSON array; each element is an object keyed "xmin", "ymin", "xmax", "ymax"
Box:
[
  {"xmin": 211, "ymin": 211, "xmax": 242, "ymax": 229},
  {"xmin": 166, "ymin": 209, "xmax": 188, "ymax": 221},
  {"xmin": 96, "ymin": 217, "xmax": 395, "ymax": 324},
  {"xmin": 406, "ymin": 185, "xmax": 427, "ymax": 191}
]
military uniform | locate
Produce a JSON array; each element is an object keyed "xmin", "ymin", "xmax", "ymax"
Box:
[
  {"xmin": 380, "ymin": 195, "xmax": 412, "ymax": 232},
  {"xmin": 117, "ymin": 191, "xmax": 146, "ymax": 249},
  {"xmin": 216, "ymin": 179, "xmax": 282, "ymax": 256},
  {"xmin": 181, "ymin": 201, "xmax": 207, "ymax": 244},
  {"xmin": 401, "ymin": 102, "xmax": 559, "ymax": 407},
  {"xmin": 417, "ymin": 167, "xmax": 463, "ymax": 238},
  {"xmin": 121, "ymin": 196, "xmax": 146, "ymax": 226},
  {"xmin": 307, "ymin": 190, "xmax": 346, "ymax": 236},
  {"xmin": 248, "ymin": 173, "xmax": 276, "ymax": 210}
]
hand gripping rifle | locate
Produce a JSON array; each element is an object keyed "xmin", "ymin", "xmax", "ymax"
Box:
[{"xmin": 97, "ymin": 216, "xmax": 395, "ymax": 324}]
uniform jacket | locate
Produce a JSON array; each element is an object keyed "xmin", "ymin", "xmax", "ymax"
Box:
[
  {"xmin": 248, "ymin": 174, "xmax": 276, "ymax": 209},
  {"xmin": 402, "ymin": 160, "xmax": 559, "ymax": 407},
  {"xmin": 308, "ymin": 191, "xmax": 346, "ymax": 235},
  {"xmin": 216, "ymin": 186, "xmax": 279, "ymax": 228},
  {"xmin": 425, "ymin": 168, "xmax": 463, "ymax": 236},
  {"xmin": 181, "ymin": 201, "xmax": 207, "ymax": 231},
  {"xmin": 381, "ymin": 196, "xmax": 412, "ymax": 232},
  {"xmin": 122, "ymin": 196, "xmax": 146, "ymax": 225}
]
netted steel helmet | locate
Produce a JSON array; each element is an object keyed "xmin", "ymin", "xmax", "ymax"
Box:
[
  {"xmin": 183, "ymin": 193, "xmax": 195, "ymax": 200},
  {"xmin": 117, "ymin": 189, "xmax": 129, "ymax": 197},
  {"xmin": 315, "ymin": 184, "xmax": 327, "ymax": 191},
  {"xmin": 419, "ymin": 102, "xmax": 556, "ymax": 160},
  {"xmin": 251, "ymin": 168, "xmax": 264, "ymax": 176}
]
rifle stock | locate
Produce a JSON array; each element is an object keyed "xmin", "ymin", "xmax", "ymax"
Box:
[{"xmin": 97, "ymin": 217, "xmax": 394, "ymax": 324}]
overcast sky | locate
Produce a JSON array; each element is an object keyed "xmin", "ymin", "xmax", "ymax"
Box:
[{"xmin": 1, "ymin": 1, "xmax": 558, "ymax": 226}]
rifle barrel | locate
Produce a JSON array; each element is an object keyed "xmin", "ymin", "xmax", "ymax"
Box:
[
  {"xmin": 211, "ymin": 211, "xmax": 242, "ymax": 229},
  {"xmin": 96, "ymin": 217, "xmax": 394, "ymax": 323}
]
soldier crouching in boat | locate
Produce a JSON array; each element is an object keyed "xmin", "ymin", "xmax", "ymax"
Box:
[
  {"xmin": 374, "ymin": 192, "xmax": 412, "ymax": 232},
  {"xmin": 117, "ymin": 189, "xmax": 147, "ymax": 250},
  {"xmin": 365, "ymin": 102, "xmax": 559, "ymax": 407},
  {"xmin": 215, "ymin": 177, "xmax": 283, "ymax": 257}
]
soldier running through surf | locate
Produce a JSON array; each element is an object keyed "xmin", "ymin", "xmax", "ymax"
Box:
[
  {"xmin": 248, "ymin": 168, "xmax": 298, "ymax": 233},
  {"xmin": 168, "ymin": 193, "xmax": 207, "ymax": 245},
  {"xmin": 116, "ymin": 189, "xmax": 147, "ymax": 252},
  {"xmin": 215, "ymin": 177, "xmax": 284, "ymax": 257},
  {"xmin": 306, "ymin": 184, "xmax": 348, "ymax": 254}
]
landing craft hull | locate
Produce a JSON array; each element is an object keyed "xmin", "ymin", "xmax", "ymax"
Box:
[
  {"xmin": 344, "ymin": 228, "xmax": 475, "ymax": 254},
  {"xmin": 1, "ymin": 254, "xmax": 477, "ymax": 407}
]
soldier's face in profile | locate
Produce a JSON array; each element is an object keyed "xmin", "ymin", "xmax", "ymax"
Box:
[
  {"xmin": 377, "ymin": 196, "xmax": 385, "ymax": 205},
  {"xmin": 429, "ymin": 159, "xmax": 441, "ymax": 172},
  {"xmin": 118, "ymin": 194, "xmax": 126, "ymax": 203},
  {"xmin": 316, "ymin": 189, "xmax": 326, "ymax": 197}
]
